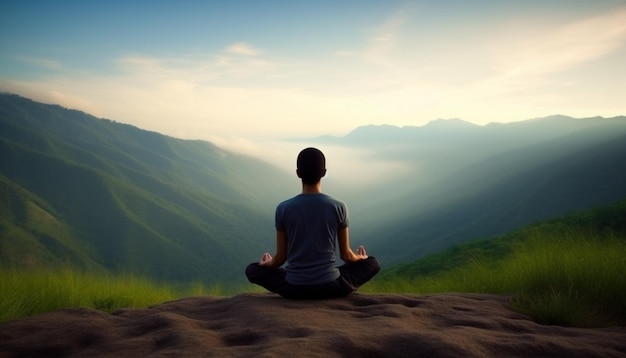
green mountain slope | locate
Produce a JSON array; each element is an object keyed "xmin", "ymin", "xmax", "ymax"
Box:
[
  {"xmin": 0, "ymin": 93, "xmax": 290, "ymax": 283},
  {"xmin": 377, "ymin": 197, "xmax": 626, "ymax": 280}
]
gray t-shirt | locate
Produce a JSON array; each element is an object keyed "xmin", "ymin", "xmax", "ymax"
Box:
[{"xmin": 275, "ymin": 193, "xmax": 349, "ymax": 285}]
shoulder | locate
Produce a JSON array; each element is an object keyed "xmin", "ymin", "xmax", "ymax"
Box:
[
  {"xmin": 277, "ymin": 194, "xmax": 347, "ymax": 209},
  {"xmin": 276, "ymin": 195, "xmax": 301, "ymax": 210},
  {"xmin": 320, "ymin": 194, "xmax": 347, "ymax": 207}
]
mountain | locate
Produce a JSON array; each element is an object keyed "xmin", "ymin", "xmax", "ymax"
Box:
[
  {"xmin": 3, "ymin": 93, "xmax": 626, "ymax": 284},
  {"xmin": 298, "ymin": 115, "xmax": 626, "ymax": 265},
  {"xmin": 0, "ymin": 93, "xmax": 292, "ymax": 284}
]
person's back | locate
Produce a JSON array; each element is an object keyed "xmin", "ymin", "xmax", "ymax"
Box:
[
  {"xmin": 245, "ymin": 147, "xmax": 380, "ymax": 299},
  {"xmin": 277, "ymin": 193, "xmax": 346, "ymax": 285}
]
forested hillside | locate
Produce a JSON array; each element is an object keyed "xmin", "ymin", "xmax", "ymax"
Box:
[
  {"xmin": 375, "ymin": 197, "xmax": 626, "ymax": 281},
  {"xmin": 0, "ymin": 93, "xmax": 290, "ymax": 283}
]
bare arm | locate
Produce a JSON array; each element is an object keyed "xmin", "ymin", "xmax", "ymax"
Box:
[
  {"xmin": 338, "ymin": 227, "xmax": 368, "ymax": 263},
  {"xmin": 259, "ymin": 230, "xmax": 288, "ymax": 268}
]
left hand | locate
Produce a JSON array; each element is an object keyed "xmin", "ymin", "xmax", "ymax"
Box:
[{"xmin": 356, "ymin": 245, "xmax": 368, "ymax": 259}]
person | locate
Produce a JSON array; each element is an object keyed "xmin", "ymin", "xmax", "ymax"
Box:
[{"xmin": 245, "ymin": 147, "xmax": 380, "ymax": 299}]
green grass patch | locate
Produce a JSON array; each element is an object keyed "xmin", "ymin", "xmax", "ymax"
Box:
[
  {"xmin": 363, "ymin": 230, "xmax": 626, "ymax": 327},
  {"xmin": 0, "ymin": 268, "xmax": 250, "ymax": 323}
]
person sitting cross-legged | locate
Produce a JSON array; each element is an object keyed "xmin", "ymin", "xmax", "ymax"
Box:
[{"xmin": 245, "ymin": 147, "xmax": 381, "ymax": 299}]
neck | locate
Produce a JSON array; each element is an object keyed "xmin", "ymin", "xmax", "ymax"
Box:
[{"xmin": 301, "ymin": 182, "xmax": 322, "ymax": 194}]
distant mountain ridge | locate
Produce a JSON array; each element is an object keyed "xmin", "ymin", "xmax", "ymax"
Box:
[{"xmin": 310, "ymin": 115, "xmax": 623, "ymax": 147}]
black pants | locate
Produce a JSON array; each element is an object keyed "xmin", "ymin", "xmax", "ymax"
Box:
[{"xmin": 245, "ymin": 257, "xmax": 381, "ymax": 299}]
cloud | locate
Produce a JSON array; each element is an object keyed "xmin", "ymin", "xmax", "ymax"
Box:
[
  {"xmin": 486, "ymin": 8, "xmax": 626, "ymax": 92},
  {"xmin": 225, "ymin": 42, "xmax": 260, "ymax": 56},
  {"xmin": 1, "ymin": 4, "xmax": 625, "ymax": 144},
  {"xmin": 361, "ymin": 11, "xmax": 407, "ymax": 68}
]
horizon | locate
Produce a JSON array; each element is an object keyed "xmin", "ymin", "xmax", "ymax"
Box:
[
  {"xmin": 1, "ymin": 1, "xmax": 626, "ymax": 147},
  {"xmin": 2, "ymin": 91, "xmax": 625, "ymax": 193}
]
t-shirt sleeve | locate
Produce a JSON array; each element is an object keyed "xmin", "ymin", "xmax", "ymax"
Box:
[
  {"xmin": 338, "ymin": 201, "xmax": 349, "ymax": 228},
  {"xmin": 275, "ymin": 204, "xmax": 285, "ymax": 232}
]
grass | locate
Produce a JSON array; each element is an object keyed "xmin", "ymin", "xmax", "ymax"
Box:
[
  {"xmin": 0, "ymin": 267, "xmax": 249, "ymax": 323},
  {"xmin": 362, "ymin": 229, "xmax": 626, "ymax": 327},
  {"xmin": 2, "ymin": 230, "xmax": 624, "ymax": 328}
]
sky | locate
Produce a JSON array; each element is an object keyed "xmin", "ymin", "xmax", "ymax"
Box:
[{"xmin": 1, "ymin": 0, "xmax": 626, "ymax": 155}]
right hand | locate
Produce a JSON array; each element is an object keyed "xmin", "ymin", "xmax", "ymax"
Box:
[{"xmin": 259, "ymin": 252, "xmax": 273, "ymax": 267}]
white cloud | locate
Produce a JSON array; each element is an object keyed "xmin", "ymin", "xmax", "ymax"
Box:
[
  {"xmin": 485, "ymin": 8, "xmax": 626, "ymax": 93},
  {"xmin": 225, "ymin": 42, "xmax": 260, "ymax": 56},
  {"xmin": 361, "ymin": 12, "xmax": 407, "ymax": 68}
]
